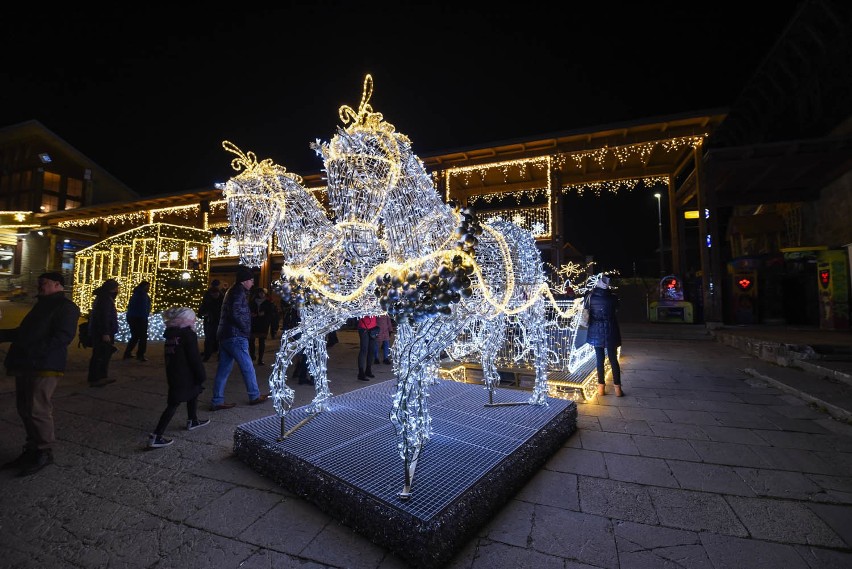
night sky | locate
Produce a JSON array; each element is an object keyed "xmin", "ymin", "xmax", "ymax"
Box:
[{"xmin": 2, "ymin": 2, "xmax": 803, "ymax": 274}]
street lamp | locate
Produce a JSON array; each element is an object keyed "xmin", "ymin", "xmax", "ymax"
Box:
[{"xmin": 654, "ymin": 193, "xmax": 664, "ymax": 276}]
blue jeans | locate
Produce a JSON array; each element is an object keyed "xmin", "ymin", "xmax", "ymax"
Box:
[{"xmin": 212, "ymin": 337, "xmax": 261, "ymax": 405}]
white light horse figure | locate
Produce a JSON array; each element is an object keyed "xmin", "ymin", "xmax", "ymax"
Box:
[
  {"xmin": 223, "ymin": 75, "xmax": 553, "ymax": 497},
  {"xmin": 311, "ymin": 75, "xmax": 552, "ymax": 497}
]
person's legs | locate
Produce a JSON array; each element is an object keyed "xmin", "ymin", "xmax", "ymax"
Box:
[
  {"xmin": 137, "ymin": 317, "xmax": 149, "ymax": 359},
  {"xmin": 124, "ymin": 319, "xmax": 138, "ymax": 358},
  {"xmin": 15, "ymin": 374, "xmax": 36, "ymax": 451},
  {"xmin": 211, "ymin": 339, "xmax": 237, "ymax": 406},
  {"xmin": 607, "ymin": 347, "xmax": 623, "ymax": 396},
  {"xmin": 257, "ymin": 336, "xmax": 265, "ymax": 364},
  {"xmin": 186, "ymin": 398, "xmax": 198, "ymax": 422},
  {"xmin": 89, "ymin": 340, "xmax": 115, "ymax": 383},
  {"xmin": 381, "ymin": 340, "xmax": 391, "ymax": 362},
  {"xmin": 153, "ymin": 402, "xmax": 180, "ymax": 436},
  {"xmin": 230, "ymin": 336, "xmax": 262, "ymax": 400},
  {"xmin": 202, "ymin": 319, "xmax": 215, "ymax": 360},
  {"xmin": 372, "ymin": 337, "xmax": 379, "ymax": 364},
  {"xmin": 594, "ymin": 346, "xmax": 606, "ymax": 396},
  {"xmin": 248, "ymin": 337, "xmax": 256, "ymax": 361},
  {"xmin": 607, "ymin": 348, "xmax": 621, "ymax": 385},
  {"xmin": 357, "ymin": 328, "xmax": 369, "ymax": 379},
  {"xmin": 594, "ymin": 347, "xmax": 606, "ymax": 384}
]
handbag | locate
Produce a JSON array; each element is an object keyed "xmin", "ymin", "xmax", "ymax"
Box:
[{"xmin": 577, "ymin": 295, "xmax": 590, "ymax": 328}]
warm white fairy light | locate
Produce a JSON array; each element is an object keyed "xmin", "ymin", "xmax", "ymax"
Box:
[
  {"xmin": 562, "ymin": 175, "xmax": 669, "ymax": 196},
  {"xmin": 224, "ymin": 76, "xmax": 573, "ymax": 496},
  {"xmin": 73, "ymin": 223, "xmax": 210, "ymax": 315}
]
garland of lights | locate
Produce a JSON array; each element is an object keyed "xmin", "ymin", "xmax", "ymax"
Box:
[{"xmin": 223, "ymin": 75, "xmax": 595, "ymax": 498}]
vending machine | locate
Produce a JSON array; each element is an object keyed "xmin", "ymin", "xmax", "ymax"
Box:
[
  {"xmin": 816, "ymin": 249, "xmax": 850, "ymax": 330},
  {"xmin": 728, "ymin": 257, "xmax": 759, "ymax": 324}
]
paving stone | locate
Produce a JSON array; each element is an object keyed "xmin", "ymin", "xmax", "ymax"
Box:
[
  {"xmin": 667, "ymin": 460, "xmax": 756, "ymax": 496},
  {"xmin": 529, "ymin": 504, "xmax": 617, "ymax": 569},
  {"xmin": 515, "ymin": 469, "xmax": 579, "ymax": 510},
  {"xmin": 632, "ymin": 434, "xmax": 702, "ymax": 461},
  {"xmin": 700, "ymin": 533, "xmax": 809, "ymax": 569},
  {"xmin": 726, "ymin": 496, "xmax": 845, "ymax": 547},
  {"xmin": 734, "ymin": 466, "xmax": 823, "ymax": 499},
  {"xmin": 614, "ymin": 520, "xmax": 713, "ymax": 569},
  {"xmin": 578, "ymin": 477, "xmax": 659, "ymax": 525},
  {"xmin": 604, "ymin": 454, "xmax": 679, "ymax": 487},
  {"xmin": 687, "ymin": 440, "xmax": 770, "ymax": 468},
  {"xmin": 647, "ymin": 487, "xmax": 747, "ymax": 536},
  {"xmin": 545, "ymin": 447, "xmax": 608, "ymax": 477},
  {"xmin": 579, "ymin": 430, "xmax": 640, "ymax": 455}
]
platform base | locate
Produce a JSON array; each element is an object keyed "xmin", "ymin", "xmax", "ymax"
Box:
[{"xmin": 234, "ymin": 379, "xmax": 577, "ymax": 569}]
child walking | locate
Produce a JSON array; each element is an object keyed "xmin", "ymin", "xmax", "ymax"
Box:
[{"xmin": 148, "ymin": 307, "xmax": 209, "ymax": 448}]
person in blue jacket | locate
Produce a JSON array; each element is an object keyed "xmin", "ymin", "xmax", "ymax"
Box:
[
  {"xmin": 210, "ymin": 266, "xmax": 269, "ymax": 410},
  {"xmin": 123, "ymin": 280, "xmax": 152, "ymax": 361},
  {"xmin": 585, "ymin": 274, "xmax": 623, "ymax": 397}
]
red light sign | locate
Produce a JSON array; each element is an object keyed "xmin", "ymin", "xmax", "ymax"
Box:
[
  {"xmin": 736, "ymin": 278, "xmax": 753, "ymax": 291},
  {"xmin": 819, "ymin": 270, "xmax": 830, "ymax": 288}
]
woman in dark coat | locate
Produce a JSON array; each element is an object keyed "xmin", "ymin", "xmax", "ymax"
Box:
[
  {"xmin": 585, "ymin": 274, "xmax": 623, "ymax": 397},
  {"xmin": 148, "ymin": 307, "xmax": 208, "ymax": 448}
]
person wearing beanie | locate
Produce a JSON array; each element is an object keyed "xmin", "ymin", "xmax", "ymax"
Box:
[
  {"xmin": 0, "ymin": 272, "xmax": 80, "ymax": 476},
  {"xmin": 147, "ymin": 307, "xmax": 209, "ymax": 448},
  {"xmin": 87, "ymin": 278, "xmax": 120, "ymax": 387},
  {"xmin": 210, "ymin": 266, "xmax": 269, "ymax": 410},
  {"xmin": 584, "ymin": 273, "xmax": 623, "ymax": 397}
]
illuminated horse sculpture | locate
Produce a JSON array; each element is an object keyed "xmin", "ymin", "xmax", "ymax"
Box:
[{"xmin": 223, "ymin": 75, "xmax": 555, "ymax": 497}]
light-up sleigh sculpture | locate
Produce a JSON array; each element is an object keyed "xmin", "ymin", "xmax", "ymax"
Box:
[{"xmin": 223, "ymin": 75, "xmax": 585, "ymax": 498}]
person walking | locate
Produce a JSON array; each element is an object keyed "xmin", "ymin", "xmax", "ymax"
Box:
[
  {"xmin": 248, "ymin": 287, "xmax": 277, "ymax": 366},
  {"xmin": 87, "ymin": 278, "xmax": 120, "ymax": 387},
  {"xmin": 0, "ymin": 272, "xmax": 80, "ymax": 476},
  {"xmin": 373, "ymin": 314, "xmax": 395, "ymax": 364},
  {"xmin": 356, "ymin": 315, "xmax": 378, "ymax": 381},
  {"xmin": 210, "ymin": 266, "xmax": 269, "ymax": 410},
  {"xmin": 585, "ymin": 274, "xmax": 623, "ymax": 397},
  {"xmin": 198, "ymin": 279, "xmax": 223, "ymax": 362},
  {"xmin": 123, "ymin": 280, "xmax": 151, "ymax": 361},
  {"xmin": 147, "ymin": 307, "xmax": 209, "ymax": 448}
]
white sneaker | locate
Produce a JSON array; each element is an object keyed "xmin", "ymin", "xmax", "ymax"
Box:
[{"xmin": 186, "ymin": 419, "xmax": 211, "ymax": 431}]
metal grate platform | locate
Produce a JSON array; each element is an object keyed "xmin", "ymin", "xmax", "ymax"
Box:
[{"xmin": 234, "ymin": 379, "xmax": 577, "ymax": 568}]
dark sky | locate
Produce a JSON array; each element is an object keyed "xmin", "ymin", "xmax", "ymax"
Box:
[{"xmin": 2, "ymin": 3, "xmax": 803, "ymax": 274}]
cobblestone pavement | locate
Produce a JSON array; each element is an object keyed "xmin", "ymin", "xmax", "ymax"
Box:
[{"xmin": 1, "ymin": 313, "xmax": 851, "ymax": 568}]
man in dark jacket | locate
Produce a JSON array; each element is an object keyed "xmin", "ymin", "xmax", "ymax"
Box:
[
  {"xmin": 210, "ymin": 266, "xmax": 269, "ymax": 410},
  {"xmin": 0, "ymin": 272, "xmax": 80, "ymax": 476},
  {"xmin": 585, "ymin": 274, "xmax": 623, "ymax": 397},
  {"xmin": 87, "ymin": 278, "xmax": 120, "ymax": 387}
]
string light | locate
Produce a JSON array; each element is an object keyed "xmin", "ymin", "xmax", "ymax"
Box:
[
  {"xmin": 73, "ymin": 223, "xmax": 210, "ymax": 315},
  {"xmin": 225, "ymin": 75, "xmax": 585, "ymax": 497}
]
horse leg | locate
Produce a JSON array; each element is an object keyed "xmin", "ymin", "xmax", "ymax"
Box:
[
  {"xmin": 479, "ymin": 313, "xmax": 506, "ymax": 405},
  {"xmin": 269, "ymin": 331, "xmax": 303, "ymax": 439},
  {"xmin": 305, "ymin": 334, "xmax": 332, "ymax": 413},
  {"xmin": 526, "ymin": 296, "xmax": 550, "ymax": 405}
]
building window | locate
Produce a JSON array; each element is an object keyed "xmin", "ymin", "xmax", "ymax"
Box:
[
  {"xmin": 66, "ymin": 177, "xmax": 83, "ymax": 198},
  {"xmin": 0, "ymin": 244, "xmax": 13, "ymax": 273},
  {"xmin": 43, "ymin": 171, "xmax": 61, "ymax": 192},
  {"xmin": 41, "ymin": 193, "xmax": 59, "ymax": 213},
  {"xmin": 65, "ymin": 198, "xmax": 81, "ymax": 210}
]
